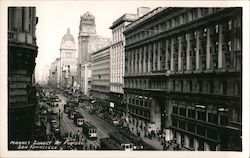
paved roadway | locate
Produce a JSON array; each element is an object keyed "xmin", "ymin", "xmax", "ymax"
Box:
[{"xmin": 55, "ymin": 94, "xmax": 117, "ymax": 148}]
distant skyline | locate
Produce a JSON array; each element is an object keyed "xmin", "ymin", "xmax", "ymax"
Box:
[{"xmin": 35, "ymin": 1, "xmax": 166, "ymax": 82}]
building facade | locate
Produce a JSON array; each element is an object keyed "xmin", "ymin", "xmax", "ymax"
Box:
[
  {"xmin": 77, "ymin": 12, "xmax": 111, "ymax": 96},
  {"xmin": 48, "ymin": 60, "xmax": 57, "ymax": 88},
  {"xmin": 90, "ymin": 46, "xmax": 111, "ymax": 107},
  {"xmin": 124, "ymin": 7, "xmax": 242, "ymax": 151},
  {"xmin": 109, "ymin": 13, "xmax": 139, "ymax": 118},
  {"xmin": 60, "ymin": 28, "xmax": 77, "ymax": 90},
  {"xmin": 8, "ymin": 7, "xmax": 39, "ymax": 142},
  {"xmin": 109, "ymin": 7, "xmax": 151, "ymax": 119}
]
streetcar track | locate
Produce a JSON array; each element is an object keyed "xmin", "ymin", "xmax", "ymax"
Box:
[{"xmin": 58, "ymin": 95, "xmax": 99, "ymax": 147}]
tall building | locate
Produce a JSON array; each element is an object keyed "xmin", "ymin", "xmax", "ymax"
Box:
[
  {"xmin": 124, "ymin": 7, "xmax": 242, "ymax": 151},
  {"xmin": 41, "ymin": 64, "xmax": 50, "ymax": 85},
  {"xmin": 48, "ymin": 60, "xmax": 57, "ymax": 88},
  {"xmin": 8, "ymin": 7, "xmax": 39, "ymax": 142},
  {"xmin": 77, "ymin": 12, "xmax": 111, "ymax": 96},
  {"xmin": 90, "ymin": 46, "xmax": 111, "ymax": 107},
  {"xmin": 59, "ymin": 28, "xmax": 77, "ymax": 90},
  {"xmin": 109, "ymin": 7, "xmax": 150, "ymax": 119}
]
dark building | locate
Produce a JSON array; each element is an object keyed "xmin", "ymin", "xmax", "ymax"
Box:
[
  {"xmin": 124, "ymin": 7, "xmax": 242, "ymax": 151},
  {"xmin": 8, "ymin": 7, "xmax": 39, "ymax": 142}
]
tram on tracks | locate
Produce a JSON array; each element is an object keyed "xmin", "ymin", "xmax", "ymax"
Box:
[
  {"xmin": 109, "ymin": 132, "xmax": 134, "ymax": 151},
  {"xmin": 73, "ymin": 112, "xmax": 84, "ymax": 127},
  {"xmin": 82, "ymin": 121, "xmax": 97, "ymax": 140}
]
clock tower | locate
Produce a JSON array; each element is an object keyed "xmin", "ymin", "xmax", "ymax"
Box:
[
  {"xmin": 79, "ymin": 11, "xmax": 96, "ymax": 36},
  {"xmin": 77, "ymin": 11, "xmax": 97, "ymax": 95}
]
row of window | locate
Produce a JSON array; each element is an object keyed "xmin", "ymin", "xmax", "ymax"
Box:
[
  {"xmin": 127, "ymin": 95, "xmax": 152, "ymax": 109},
  {"xmin": 172, "ymin": 118, "xmax": 218, "ymax": 141},
  {"xmin": 124, "ymin": 78, "xmax": 241, "ymax": 96},
  {"xmin": 173, "ymin": 105, "xmax": 228, "ymax": 126},
  {"xmin": 126, "ymin": 8, "xmax": 223, "ymax": 45},
  {"xmin": 125, "ymin": 22, "xmax": 241, "ymax": 75},
  {"xmin": 128, "ymin": 106, "xmax": 150, "ymax": 119},
  {"xmin": 112, "ymin": 24, "xmax": 124, "ymax": 43}
]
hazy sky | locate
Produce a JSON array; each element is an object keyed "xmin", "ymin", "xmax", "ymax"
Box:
[{"xmin": 35, "ymin": 1, "xmax": 167, "ymax": 81}]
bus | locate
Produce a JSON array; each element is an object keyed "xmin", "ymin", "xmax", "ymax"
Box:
[
  {"xmin": 100, "ymin": 138, "xmax": 123, "ymax": 150},
  {"xmin": 73, "ymin": 112, "xmax": 84, "ymax": 126},
  {"xmin": 109, "ymin": 132, "xmax": 134, "ymax": 151},
  {"xmin": 82, "ymin": 121, "xmax": 97, "ymax": 140}
]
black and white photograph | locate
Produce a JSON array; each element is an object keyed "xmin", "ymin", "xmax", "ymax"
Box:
[{"xmin": 0, "ymin": 0, "xmax": 249, "ymax": 158}]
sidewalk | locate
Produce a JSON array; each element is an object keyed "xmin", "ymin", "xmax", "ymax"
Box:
[{"xmin": 127, "ymin": 124, "xmax": 163, "ymax": 150}]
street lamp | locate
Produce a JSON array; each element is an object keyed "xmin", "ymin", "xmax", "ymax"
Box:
[{"xmin": 58, "ymin": 109, "xmax": 61, "ymax": 131}]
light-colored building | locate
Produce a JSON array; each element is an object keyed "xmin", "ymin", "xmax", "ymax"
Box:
[
  {"xmin": 109, "ymin": 7, "xmax": 150, "ymax": 118},
  {"xmin": 91, "ymin": 46, "xmax": 110, "ymax": 107},
  {"xmin": 48, "ymin": 60, "xmax": 57, "ymax": 87},
  {"xmin": 78, "ymin": 12, "xmax": 111, "ymax": 96},
  {"xmin": 60, "ymin": 28, "xmax": 77, "ymax": 90},
  {"xmin": 124, "ymin": 7, "xmax": 242, "ymax": 151},
  {"xmin": 41, "ymin": 65, "xmax": 50, "ymax": 85}
]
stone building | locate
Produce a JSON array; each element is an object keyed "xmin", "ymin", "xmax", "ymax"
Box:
[
  {"xmin": 48, "ymin": 59, "xmax": 58, "ymax": 88},
  {"xmin": 124, "ymin": 7, "xmax": 242, "ymax": 151},
  {"xmin": 109, "ymin": 7, "xmax": 150, "ymax": 120},
  {"xmin": 59, "ymin": 28, "xmax": 77, "ymax": 91},
  {"xmin": 8, "ymin": 7, "xmax": 39, "ymax": 142},
  {"xmin": 77, "ymin": 12, "xmax": 111, "ymax": 96},
  {"xmin": 90, "ymin": 46, "xmax": 111, "ymax": 107}
]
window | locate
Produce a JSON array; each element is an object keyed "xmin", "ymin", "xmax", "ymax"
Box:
[
  {"xmin": 179, "ymin": 120, "xmax": 186, "ymax": 130},
  {"xmin": 180, "ymin": 80, "xmax": 183, "ymax": 91},
  {"xmin": 198, "ymin": 80, "xmax": 203, "ymax": 93},
  {"xmin": 173, "ymin": 81, "xmax": 176, "ymax": 91},
  {"xmin": 197, "ymin": 110, "xmax": 206, "ymax": 121},
  {"xmin": 188, "ymin": 108, "xmax": 195, "ymax": 118},
  {"xmin": 208, "ymin": 113, "xmax": 218, "ymax": 124},
  {"xmin": 132, "ymin": 98, "xmax": 135, "ymax": 104},
  {"xmin": 231, "ymin": 107, "xmax": 241, "ymax": 123},
  {"xmin": 189, "ymin": 80, "xmax": 193, "ymax": 92},
  {"xmin": 219, "ymin": 114, "xmax": 228, "ymax": 126},
  {"xmin": 173, "ymin": 106, "xmax": 178, "ymax": 114},
  {"xmin": 187, "ymin": 123, "xmax": 195, "ymax": 133},
  {"xmin": 209, "ymin": 80, "xmax": 214, "ymax": 93},
  {"xmin": 172, "ymin": 118, "xmax": 178, "ymax": 127},
  {"xmin": 179, "ymin": 107, "xmax": 186, "ymax": 117},
  {"xmin": 197, "ymin": 125, "xmax": 205, "ymax": 136},
  {"xmin": 221, "ymin": 80, "xmax": 227, "ymax": 95},
  {"xmin": 139, "ymin": 100, "xmax": 143, "ymax": 106},
  {"xmin": 135, "ymin": 99, "xmax": 139, "ymax": 105}
]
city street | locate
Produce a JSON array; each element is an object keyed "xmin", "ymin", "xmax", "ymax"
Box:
[{"xmin": 54, "ymin": 94, "xmax": 117, "ymax": 148}]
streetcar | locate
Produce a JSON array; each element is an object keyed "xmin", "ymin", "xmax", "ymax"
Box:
[
  {"xmin": 118, "ymin": 130, "xmax": 144, "ymax": 150},
  {"xmin": 82, "ymin": 121, "xmax": 97, "ymax": 140},
  {"xmin": 73, "ymin": 112, "xmax": 84, "ymax": 127},
  {"xmin": 64, "ymin": 103, "xmax": 71, "ymax": 113},
  {"xmin": 68, "ymin": 108, "xmax": 76, "ymax": 119},
  {"xmin": 109, "ymin": 131, "xmax": 134, "ymax": 151},
  {"xmin": 100, "ymin": 138, "xmax": 123, "ymax": 150}
]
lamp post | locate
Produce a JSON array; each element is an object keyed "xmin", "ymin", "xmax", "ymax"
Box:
[{"xmin": 58, "ymin": 109, "xmax": 61, "ymax": 132}]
